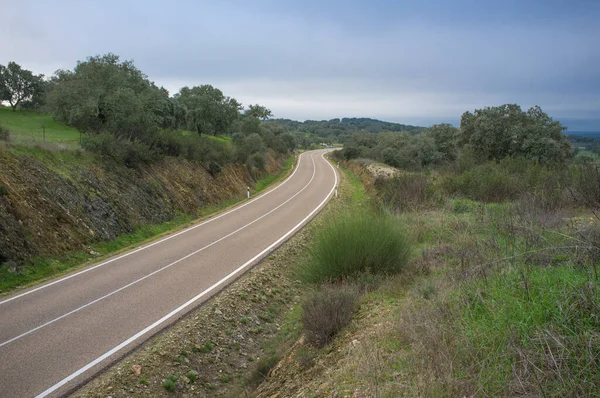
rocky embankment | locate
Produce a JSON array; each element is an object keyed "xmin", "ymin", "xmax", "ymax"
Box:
[{"xmin": 0, "ymin": 148, "xmax": 283, "ymax": 268}]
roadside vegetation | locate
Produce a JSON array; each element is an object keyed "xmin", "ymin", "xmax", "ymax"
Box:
[
  {"xmin": 1, "ymin": 55, "xmax": 308, "ymax": 291},
  {"xmin": 250, "ymin": 105, "xmax": 600, "ymax": 397}
]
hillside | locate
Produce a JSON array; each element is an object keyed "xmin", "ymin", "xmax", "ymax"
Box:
[{"xmin": 0, "ymin": 111, "xmax": 292, "ymax": 292}]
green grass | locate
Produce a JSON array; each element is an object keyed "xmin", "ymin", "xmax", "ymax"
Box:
[
  {"xmin": 0, "ymin": 106, "xmax": 81, "ymax": 147},
  {"xmin": 337, "ymin": 162, "xmax": 367, "ymax": 203},
  {"xmin": 452, "ymin": 265, "xmax": 600, "ymax": 396},
  {"xmin": 297, "ymin": 211, "xmax": 411, "ymax": 284}
]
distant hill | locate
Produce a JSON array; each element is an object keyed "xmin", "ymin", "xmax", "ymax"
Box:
[{"xmin": 266, "ymin": 117, "xmax": 425, "ymax": 140}]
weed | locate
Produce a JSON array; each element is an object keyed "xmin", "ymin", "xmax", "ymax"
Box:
[
  {"xmin": 186, "ymin": 370, "xmax": 198, "ymax": 383},
  {"xmin": 241, "ymin": 316, "xmax": 248, "ymax": 325},
  {"xmin": 193, "ymin": 342, "xmax": 213, "ymax": 353},
  {"xmin": 162, "ymin": 375, "xmax": 176, "ymax": 392},
  {"xmin": 248, "ymin": 355, "xmax": 279, "ymax": 387},
  {"xmin": 139, "ymin": 377, "xmax": 148, "ymax": 385},
  {"xmin": 302, "ymin": 284, "xmax": 360, "ymax": 347},
  {"xmin": 219, "ymin": 374, "xmax": 232, "ymax": 384}
]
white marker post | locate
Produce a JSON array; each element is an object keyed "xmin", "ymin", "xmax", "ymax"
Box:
[
  {"xmin": 247, "ymin": 186, "xmax": 250, "ymax": 199},
  {"xmin": 335, "ymin": 185, "xmax": 338, "ymax": 198}
]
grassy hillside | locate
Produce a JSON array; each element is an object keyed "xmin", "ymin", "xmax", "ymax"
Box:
[
  {"xmin": 249, "ymin": 158, "xmax": 600, "ymax": 397},
  {"xmin": 0, "ymin": 106, "xmax": 235, "ymax": 150},
  {"xmin": 0, "ymin": 106, "xmax": 81, "ymax": 147}
]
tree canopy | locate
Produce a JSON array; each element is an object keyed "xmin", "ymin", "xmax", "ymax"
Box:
[
  {"xmin": 0, "ymin": 62, "xmax": 46, "ymax": 112},
  {"xmin": 46, "ymin": 54, "xmax": 168, "ymax": 138},
  {"xmin": 459, "ymin": 104, "xmax": 572, "ymax": 164}
]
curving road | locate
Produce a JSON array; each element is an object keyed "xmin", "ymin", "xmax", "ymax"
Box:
[{"xmin": 0, "ymin": 149, "xmax": 337, "ymax": 398}]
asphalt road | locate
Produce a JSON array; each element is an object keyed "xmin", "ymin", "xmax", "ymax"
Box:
[{"xmin": 0, "ymin": 149, "xmax": 337, "ymax": 398}]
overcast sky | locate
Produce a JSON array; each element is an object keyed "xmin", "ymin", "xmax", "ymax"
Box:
[{"xmin": 2, "ymin": 0, "xmax": 599, "ymax": 129}]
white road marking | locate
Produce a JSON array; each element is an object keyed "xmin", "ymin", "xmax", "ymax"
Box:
[
  {"xmin": 0, "ymin": 153, "xmax": 304, "ymax": 306},
  {"xmin": 36, "ymin": 151, "xmax": 337, "ymax": 398},
  {"xmin": 0, "ymin": 155, "xmax": 318, "ymax": 348}
]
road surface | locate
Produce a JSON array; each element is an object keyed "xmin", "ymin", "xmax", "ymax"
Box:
[{"xmin": 0, "ymin": 149, "xmax": 337, "ymax": 397}]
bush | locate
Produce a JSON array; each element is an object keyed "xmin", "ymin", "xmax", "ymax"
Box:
[
  {"xmin": 251, "ymin": 153, "xmax": 266, "ymax": 171},
  {"xmin": 374, "ymin": 173, "xmax": 440, "ymax": 212},
  {"xmin": 299, "ymin": 212, "xmax": 411, "ymax": 284},
  {"xmin": 301, "ymin": 284, "xmax": 359, "ymax": 347},
  {"xmin": 0, "ymin": 125, "xmax": 9, "ymax": 142},
  {"xmin": 442, "ymin": 161, "xmax": 521, "ymax": 202},
  {"xmin": 82, "ymin": 133, "xmax": 158, "ymax": 167},
  {"xmin": 569, "ymin": 163, "xmax": 600, "ymax": 209}
]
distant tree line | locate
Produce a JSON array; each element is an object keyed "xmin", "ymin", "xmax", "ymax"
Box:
[
  {"xmin": 339, "ymin": 104, "xmax": 574, "ymax": 169},
  {"xmin": 268, "ymin": 118, "xmax": 423, "ymax": 146}
]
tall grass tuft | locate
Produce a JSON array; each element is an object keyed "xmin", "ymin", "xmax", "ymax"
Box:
[{"xmin": 298, "ymin": 212, "xmax": 410, "ymax": 284}]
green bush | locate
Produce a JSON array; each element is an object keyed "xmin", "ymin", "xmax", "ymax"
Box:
[
  {"xmin": 82, "ymin": 133, "xmax": 158, "ymax": 167},
  {"xmin": 442, "ymin": 161, "xmax": 521, "ymax": 202},
  {"xmin": 302, "ymin": 284, "xmax": 359, "ymax": 347},
  {"xmin": 251, "ymin": 153, "xmax": 266, "ymax": 171},
  {"xmin": 299, "ymin": 212, "xmax": 411, "ymax": 284}
]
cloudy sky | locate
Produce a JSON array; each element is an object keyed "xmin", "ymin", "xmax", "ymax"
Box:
[{"xmin": 2, "ymin": 0, "xmax": 599, "ymax": 129}]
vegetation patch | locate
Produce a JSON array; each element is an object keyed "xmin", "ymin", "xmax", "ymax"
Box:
[
  {"xmin": 297, "ymin": 211, "xmax": 410, "ymax": 284},
  {"xmin": 301, "ymin": 284, "xmax": 360, "ymax": 347}
]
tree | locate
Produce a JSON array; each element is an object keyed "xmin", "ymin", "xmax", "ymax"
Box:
[
  {"xmin": 46, "ymin": 54, "xmax": 163, "ymax": 138},
  {"xmin": 427, "ymin": 124, "xmax": 458, "ymax": 163},
  {"xmin": 175, "ymin": 85, "xmax": 242, "ymax": 136},
  {"xmin": 245, "ymin": 104, "xmax": 272, "ymax": 120},
  {"xmin": 0, "ymin": 62, "xmax": 45, "ymax": 111},
  {"xmin": 458, "ymin": 104, "xmax": 572, "ymax": 165}
]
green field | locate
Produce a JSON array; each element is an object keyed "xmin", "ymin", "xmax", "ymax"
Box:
[
  {"xmin": 0, "ymin": 107, "xmax": 237, "ymax": 149},
  {"xmin": 0, "ymin": 106, "xmax": 81, "ymax": 147}
]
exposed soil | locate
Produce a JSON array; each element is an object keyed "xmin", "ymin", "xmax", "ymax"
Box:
[{"xmin": 0, "ymin": 148, "xmax": 282, "ymax": 270}]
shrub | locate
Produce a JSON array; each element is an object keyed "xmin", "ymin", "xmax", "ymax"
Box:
[
  {"xmin": 82, "ymin": 133, "xmax": 158, "ymax": 167},
  {"xmin": 301, "ymin": 284, "xmax": 359, "ymax": 347},
  {"xmin": 251, "ymin": 153, "xmax": 265, "ymax": 171},
  {"xmin": 442, "ymin": 161, "xmax": 521, "ymax": 202},
  {"xmin": 569, "ymin": 163, "xmax": 600, "ymax": 210},
  {"xmin": 374, "ymin": 173, "xmax": 440, "ymax": 212},
  {"xmin": 0, "ymin": 125, "xmax": 9, "ymax": 142},
  {"xmin": 299, "ymin": 212, "xmax": 411, "ymax": 284},
  {"xmin": 0, "ymin": 183, "xmax": 8, "ymax": 196}
]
